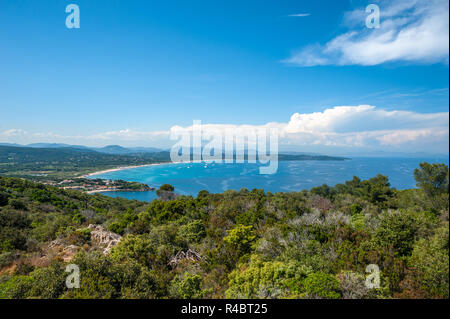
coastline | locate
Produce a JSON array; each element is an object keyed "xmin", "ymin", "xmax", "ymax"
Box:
[
  {"xmin": 82, "ymin": 160, "xmax": 207, "ymax": 178},
  {"xmin": 81, "ymin": 162, "xmax": 173, "ymax": 178},
  {"xmin": 86, "ymin": 188, "xmax": 153, "ymax": 194}
]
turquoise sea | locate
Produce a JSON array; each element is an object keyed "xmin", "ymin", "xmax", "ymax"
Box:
[{"xmin": 90, "ymin": 157, "xmax": 449, "ymax": 202}]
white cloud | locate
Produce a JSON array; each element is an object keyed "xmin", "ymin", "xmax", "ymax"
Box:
[
  {"xmin": 284, "ymin": 105, "xmax": 448, "ymax": 133},
  {"xmin": 284, "ymin": 0, "xmax": 449, "ymax": 66},
  {"xmin": 1, "ymin": 106, "xmax": 448, "ymax": 153},
  {"xmin": 0, "ymin": 129, "xmax": 27, "ymax": 137},
  {"xmin": 376, "ymin": 128, "xmax": 448, "ymax": 145},
  {"xmin": 167, "ymin": 105, "xmax": 448, "ymax": 152},
  {"xmin": 288, "ymin": 13, "xmax": 310, "ymax": 17},
  {"xmin": 89, "ymin": 129, "xmax": 169, "ymax": 141},
  {"xmin": 280, "ymin": 105, "xmax": 448, "ymax": 150}
]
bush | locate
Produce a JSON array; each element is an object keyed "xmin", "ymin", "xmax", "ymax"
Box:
[
  {"xmin": 304, "ymin": 272, "xmax": 340, "ymax": 299},
  {"xmin": 72, "ymin": 212, "xmax": 86, "ymax": 224},
  {"xmin": 177, "ymin": 220, "xmax": 206, "ymax": 245},
  {"xmin": 110, "ymin": 234, "xmax": 155, "ymax": 267},
  {"xmin": 0, "ymin": 275, "xmax": 34, "ymax": 299},
  {"xmin": 0, "ymin": 191, "xmax": 10, "ymax": 206},
  {"xmin": 408, "ymin": 226, "xmax": 449, "ymax": 298},
  {"xmin": 8, "ymin": 198, "xmax": 26, "ymax": 210},
  {"xmin": 374, "ymin": 210, "xmax": 418, "ymax": 257},
  {"xmin": 28, "ymin": 264, "xmax": 67, "ymax": 298},
  {"xmin": 63, "ymin": 269, "xmax": 116, "ymax": 299},
  {"xmin": 226, "ymin": 256, "xmax": 312, "ymax": 298},
  {"xmin": 338, "ymin": 271, "xmax": 368, "ymax": 299},
  {"xmin": 223, "ymin": 224, "xmax": 256, "ymax": 254},
  {"xmin": 169, "ymin": 272, "xmax": 204, "ymax": 299}
]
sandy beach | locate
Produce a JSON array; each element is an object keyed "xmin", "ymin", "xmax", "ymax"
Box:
[
  {"xmin": 82, "ymin": 159, "xmax": 224, "ymax": 179},
  {"xmin": 81, "ymin": 161, "xmax": 191, "ymax": 178},
  {"xmin": 82, "ymin": 162, "xmax": 171, "ymax": 178}
]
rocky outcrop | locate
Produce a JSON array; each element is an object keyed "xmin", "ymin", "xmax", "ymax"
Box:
[
  {"xmin": 61, "ymin": 245, "xmax": 80, "ymax": 262},
  {"xmin": 46, "ymin": 240, "xmax": 80, "ymax": 262},
  {"xmin": 88, "ymin": 224, "xmax": 122, "ymax": 255}
]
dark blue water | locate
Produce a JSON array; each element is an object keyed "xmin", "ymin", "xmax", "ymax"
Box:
[{"xmin": 90, "ymin": 157, "xmax": 449, "ymax": 201}]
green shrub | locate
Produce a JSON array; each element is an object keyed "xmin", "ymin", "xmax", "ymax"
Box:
[
  {"xmin": 0, "ymin": 275, "xmax": 34, "ymax": 299},
  {"xmin": 177, "ymin": 220, "xmax": 206, "ymax": 244},
  {"xmin": 409, "ymin": 226, "xmax": 449, "ymax": 298},
  {"xmin": 226, "ymin": 256, "xmax": 312, "ymax": 298},
  {"xmin": 304, "ymin": 272, "xmax": 340, "ymax": 299},
  {"xmin": 223, "ymin": 224, "xmax": 256, "ymax": 254},
  {"xmin": 169, "ymin": 272, "xmax": 204, "ymax": 299}
]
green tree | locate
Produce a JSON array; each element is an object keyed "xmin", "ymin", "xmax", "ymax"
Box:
[
  {"xmin": 414, "ymin": 162, "xmax": 449, "ymax": 197},
  {"xmin": 374, "ymin": 210, "xmax": 418, "ymax": 256},
  {"xmin": 157, "ymin": 184, "xmax": 176, "ymax": 200}
]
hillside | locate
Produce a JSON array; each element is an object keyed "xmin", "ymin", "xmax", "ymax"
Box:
[
  {"xmin": 0, "ymin": 162, "xmax": 448, "ymax": 299},
  {"xmin": 0, "ymin": 145, "xmax": 171, "ymax": 181}
]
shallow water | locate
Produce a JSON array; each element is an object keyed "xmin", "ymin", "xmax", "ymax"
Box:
[{"xmin": 90, "ymin": 157, "xmax": 449, "ymax": 201}]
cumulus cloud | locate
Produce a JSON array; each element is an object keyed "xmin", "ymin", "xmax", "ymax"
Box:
[
  {"xmin": 280, "ymin": 105, "xmax": 448, "ymax": 150},
  {"xmin": 167, "ymin": 105, "xmax": 448, "ymax": 152},
  {"xmin": 284, "ymin": 0, "xmax": 449, "ymax": 66},
  {"xmin": 1, "ymin": 106, "xmax": 448, "ymax": 153},
  {"xmin": 284, "ymin": 105, "xmax": 448, "ymax": 133}
]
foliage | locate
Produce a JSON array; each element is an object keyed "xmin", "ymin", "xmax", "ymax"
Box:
[
  {"xmin": 226, "ymin": 256, "xmax": 312, "ymax": 298},
  {"xmin": 408, "ymin": 226, "xmax": 449, "ymax": 298},
  {"xmin": 303, "ymin": 272, "xmax": 340, "ymax": 299},
  {"xmin": 223, "ymin": 224, "xmax": 256, "ymax": 254},
  {"xmin": 169, "ymin": 272, "xmax": 205, "ymax": 299},
  {"xmin": 414, "ymin": 162, "xmax": 449, "ymax": 197},
  {"xmin": 374, "ymin": 210, "xmax": 418, "ymax": 257},
  {"xmin": 0, "ymin": 161, "xmax": 448, "ymax": 299}
]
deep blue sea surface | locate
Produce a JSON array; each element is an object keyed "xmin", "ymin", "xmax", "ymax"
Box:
[{"xmin": 90, "ymin": 157, "xmax": 449, "ymax": 202}]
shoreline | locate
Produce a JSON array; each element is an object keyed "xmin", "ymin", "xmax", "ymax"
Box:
[
  {"xmin": 81, "ymin": 162, "xmax": 173, "ymax": 178},
  {"xmin": 86, "ymin": 188, "xmax": 153, "ymax": 194},
  {"xmin": 82, "ymin": 160, "xmax": 208, "ymax": 178}
]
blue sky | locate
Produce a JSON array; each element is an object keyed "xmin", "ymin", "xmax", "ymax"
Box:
[{"xmin": 0, "ymin": 0, "xmax": 448, "ymax": 154}]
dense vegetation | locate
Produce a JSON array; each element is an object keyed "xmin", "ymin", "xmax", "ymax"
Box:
[
  {"xmin": 0, "ymin": 145, "xmax": 171, "ymax": 181},
  {"xmin": 57, "ymin": 178, "xmax": 153, "ymax": 192},
  {"xmin": 0, "ymin": 162, "xmax": 448, "ymax": 299}
]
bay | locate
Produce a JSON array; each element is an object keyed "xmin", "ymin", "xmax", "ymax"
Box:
[{"xmin": 90, "ymin": 157, "xmax": 449, "ymax": 201}]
